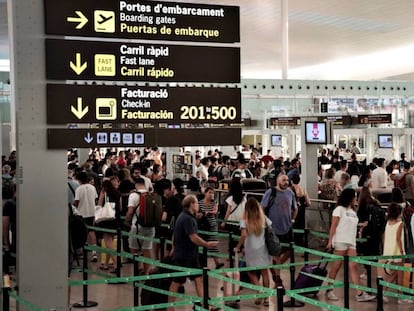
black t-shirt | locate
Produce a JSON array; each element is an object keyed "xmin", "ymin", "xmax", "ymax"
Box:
[
  {"xmin": 165, "ymin": 193, "xmax": 184, "ymax": 223},
  {"xmin": 173, "ymin": 210, "xmax": 198, "ymax": 260},
  {"xmin": 3, "ymin": 199, "xmax": 16, "ymax": 249}
]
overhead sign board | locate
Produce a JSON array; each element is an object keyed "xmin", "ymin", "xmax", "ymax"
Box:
[
  {"xmin": 47, "ymin": 84, "xmax": 241, "ymax": 124},
  {"xmin": 357, "ymin": 114, "xmax": 392, "ymax": 124},
  {"xmin": 44, "ymin": 0, "xmax": 240, "ymax": 43},
  {"xmin": 45, "ymin": 39, "xmax": 240, "ymax": 83},
  {"xmin": 269, "ymin": 117, "xmax": 301, "ymax": 127},
  {"xmin": 47, "ymin": 128, "xmax": 241, "ymax": 149}
]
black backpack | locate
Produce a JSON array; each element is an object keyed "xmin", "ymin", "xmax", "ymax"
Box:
[{"xmin": 365, "ymin": 204, "xmax": 387, "ymax": 240}]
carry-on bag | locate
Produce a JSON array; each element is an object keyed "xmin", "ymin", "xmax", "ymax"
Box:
[{"xmin": 294, "ymin": 259, "xmax": 329, "ymax": 296}]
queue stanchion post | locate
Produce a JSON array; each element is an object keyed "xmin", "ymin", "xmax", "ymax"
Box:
[
  {"xmin": 376, "ymin": 276, "xmax": 384, "ymax": 311},
  {"xmin": 116, "ymin": 227, "xmax": 122, "ymax": 277},
  {"xmin": 3, "ymin": 274, "xmax": 10, "ymax": 311},
  {"xmin": 202, "ymin": 267, "xmax": 209, "ymax": 310},
  {"xmin": 133, "ymin": 254, "xmax": 139, "ymax": 307},
  {"xmin": 277, "ymin": 286, "xmax": 285, "ymax": 311},
  {"xmin": 303, "ymin": 228, "xmax": 309, "ymax": 263},
  {"xmin": 72, "ymin": 245, "xmax": 98, "ymax": 308},
  {"xmin": 283, "ymin": 242, "xmax": 304, "ymax": 308},
  {"xmin": 160, "ymin": 237, "xmax": 165, "ymax": 260},
  {"xmin": 228, "ymin": 232, "xmax": 234, "ymax": 268},
  {"xmin": 367, "ymin": 264, "xmax": 372, "ymax": 288},
  {"xmin": 343, "ymin": 255, "xmax": 350, "ymax": 309}
]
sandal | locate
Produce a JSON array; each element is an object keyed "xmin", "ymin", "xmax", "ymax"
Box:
[{"xmin": 263, "ymin": 298, "xmax": 270, "ymax": 307}]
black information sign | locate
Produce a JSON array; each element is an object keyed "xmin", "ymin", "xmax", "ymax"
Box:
[
  {"xmin": 45, "ymin": 39, "xmax": 240, "ymax": 83},
  {"xmin": 44, "ymin": 0, "xmax": 240, "ymax": 43},
  {"xmin": 47, "ymin": 84, "xmax": 241, "ymax": 124},
  {"xmin": 357, "ymin": 114, "xmax": 392, "ymax": 124},
  {"xmin": 269, "ymin": 117, "xmax": 301, "ymax": 127},
  {"xmin": 47, "ymin": 128, "xmax": 241, "ymax": 149}
]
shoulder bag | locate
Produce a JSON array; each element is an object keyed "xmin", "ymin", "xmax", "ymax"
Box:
[
  {"xmin": 95, "ymin": 195, "xmax": 116, "ymax": 224},
  {"xmin": 264, "ymin": 224, "xmax": 281, "ymax": 256}
]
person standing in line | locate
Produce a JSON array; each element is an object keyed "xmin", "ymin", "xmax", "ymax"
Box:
[
  {"xmin": 73, "ymin": 171, "xmax": 98, "ymax": 262},
  {"xmin": 379, "ymin": 203, "xmax": 414, "ymax": 304},
  {"xmin": 261, "ymin": 174, "xmax": 297, "ymax": 288},
  {"xmin": 290, "ymin": 173, "xmax": 311, "ymax": 247},
  {"xmin": 167, "ymin": 195, "xmax": 218, "ymax": 311},
  {"xmin": 234, "ymin": 197, "xmax": 272, "ymax": 307},
  {"xmin": 325, "ymin": 188, "xmax": 376, "ymax": 302}
]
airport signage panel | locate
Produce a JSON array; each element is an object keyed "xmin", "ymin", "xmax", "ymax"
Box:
[
  {"xmin": 47, "ymin": 127, "xmax": 241, "ymax": 149},
  {"xmin": 269, "ymin": 117, "xmax": 301, "ymax": 127},
  {"xmin": 47, "ymin": 84, "xmax": 241, "ymax": 124},
  {"xmin": 45, "ymin": 39, "xmax": 240, "ymax": 83},
  {"xmin": 357, "ymin": 114, "xmax": 392, "ymax": 124},
  {"xmin": 44, "ymin": 0, "xmax": 239, "ymax": 43}
]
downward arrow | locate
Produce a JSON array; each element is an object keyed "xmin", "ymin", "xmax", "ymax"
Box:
[
  {"xmin": 70, "ymin": 53, "xmax": 87, "ymax": 75},
  {"xmin": 84, "ymin": 132, "xmax": 93, "ymax": 144},
  {"xmin": 67, "ymin": 11, "xmax": 88, "ymax": 29},
  {"xmin": 71, "ymin": 98, "xmax": 88, "ymax": 119}
]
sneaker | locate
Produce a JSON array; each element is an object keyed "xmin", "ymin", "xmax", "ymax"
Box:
[
  {"xmin": 91, "ymin": 252, "xmax": 98, "ymax": 263},
  {"xmin": 398, "ymin": 299, "xmax": 414, "ymax": 304},
  {"xmin": 359, "ymin": 273, "xmax": 367, "ymax": 280},
  {"xmin": 382, "ymin": 296, "xmax": 389, "ymax": 304},
  {"xmin": 326, "ymin": 290, "xmax": 339, "ymax": 301},
  {"xmin": 356, "ymin": 292, "xmax": 376, "ymax": 302}
]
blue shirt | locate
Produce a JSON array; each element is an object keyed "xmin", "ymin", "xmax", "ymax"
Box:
[
  {"xmin": 173, "ymin": 210, "xmax": 198, "ymax": 260},
  {"xmin": 261, "ymin": 188, "xmax": 297, "ymax": 235}
]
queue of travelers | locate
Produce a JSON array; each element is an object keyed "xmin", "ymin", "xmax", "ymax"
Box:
[{"xmin": 4, "ymin": 145, "xmax": 414, "ymax": 308}]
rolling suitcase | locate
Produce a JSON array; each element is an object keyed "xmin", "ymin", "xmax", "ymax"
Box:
[{"xmin": 294, "ymin": 260, "xmax": 328, "ymax": 297}]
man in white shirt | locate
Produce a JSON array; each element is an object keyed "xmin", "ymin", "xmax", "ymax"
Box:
[
  {"xmin": 372, "ymin": 158, "xmax": 388, "ymax": 189},
  {"xmin": 131, "ymin": 165, "xmax": 153, "ymax": 192},
  {"xmin": 334, "ymin": 160, "xmax": 348, "ymax": 183},
  {"xmin": 73, "ymin": 171, "xmax": 98, "ymax": 262}
]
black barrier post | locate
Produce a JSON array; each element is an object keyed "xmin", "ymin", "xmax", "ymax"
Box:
[
  {"xmin": 116, "ymin": 227, "xmax": 122, "ymax": 278},
  {"xmin": 202, "ymin": 268, "xmax": 209, "ymax": 310},
  {"xmin": 303, "ymin": 229, "xmax": 309, "ymax": 263},
  {"xmin": 277, "ymin": 286, "xmax": 285, "ymax": 311},
  {"xmin": 343, "ymin": 255, "xmax": 349, "ymax": 309},
  {"xmin": 366, "ymin": 264, "xmax": 372, "ymax": 288},
  {"xmin": 376, "ymin": 276, "xmax": 384, "ymax": 311},
  {"xmin": 283, "ymin": 242, "xmax": 304, "ymax": 308},
  {"xmin": 228, "ymin": 231, "xmax": 233, "ymax": 256},
  {"xmin": 2, "ymin": 287, "xmax": 9, "ymax": 311},
  {"xmin": 193, "ymin": 301, "xmax": 201, "ymax": 311},
  {"xmin": 133, "ymin": 255, "xmax": 139, "ymax": 307},
  {"xmin": 72, "ymin": 246, "xmax": 98, "ymax": 308},
  {"xmin": 160, "ymin": 237, "xmax": 165, "ymax": 260}
]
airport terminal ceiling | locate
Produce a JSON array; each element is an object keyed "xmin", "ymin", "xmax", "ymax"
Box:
[{"xmin": 3, "ymin": 0, "xmax": 414, "ymax": 80}]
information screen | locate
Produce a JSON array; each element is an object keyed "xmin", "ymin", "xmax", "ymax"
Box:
[
  {"xmin": 271, "ymin": 134, "xmax": 282, "ymax": 146},
  {"xmin": 305, "ymin": 121, "xmax": 327, "ymax": 144},
  {"xmin": 378, "ymin": 134, "xmax": 393, "ymax": 148}
]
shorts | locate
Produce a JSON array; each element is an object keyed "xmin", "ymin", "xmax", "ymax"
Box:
[
  {"xmin": 334, "ymin": 242, "xmax": 356, "ymax": 251},
  {"xmin": 171, "ymin": 257, "xmax": 201, "ymax": 284},
  {"xmin": 276, "ymin": 228, "xmax": 293, "ymax": 254},
  {"xmin": 83, "ymin": 217, "xmax": 95, "ymax": 230},
  {"xmin": 129, "ymin": 225, "xmax": 155, "ymax": 250}
]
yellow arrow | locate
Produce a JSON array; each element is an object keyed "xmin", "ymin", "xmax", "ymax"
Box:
[
  {"xmin": 67, "ymin": 11, "xmax": 88, "ymax": 29},
  {"xmin": 71, "ymin": 98, "xmax": 89, "ymax": 119},
  {"xmin": 70, "ymin": 53, "xmax": 87, "ymax": 75}
]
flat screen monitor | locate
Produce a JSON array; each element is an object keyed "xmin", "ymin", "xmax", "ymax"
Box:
[
  {"xmin": 378, "ymin": 134, "xmax": 393, "ymax": 148},
  {"xmin": 305, "ymin": 121, "xmax": 327, "ymax": 144},
  {"xmin": 271, "ymin": 134, "xmax": 282, "ymax": 146}
]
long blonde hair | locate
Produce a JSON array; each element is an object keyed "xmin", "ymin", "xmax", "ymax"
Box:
[{"xmin": 244, "ymin": 197, "xmax": 265, "ymax": 236}]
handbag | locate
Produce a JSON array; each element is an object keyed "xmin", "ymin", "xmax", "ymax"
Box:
[
  {"xmin": 95, "ymin": 196, "xmax": 116, "ymax": 224},
  {"xmin": 264, "ymin": 225, "xmax": 281, "ymax": 256}
]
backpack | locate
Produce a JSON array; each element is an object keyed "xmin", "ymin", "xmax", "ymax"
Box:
[
  {"xmin": 395, "ymin": 173, "xmax": 408, "ymax": 191},
  {"xmin": 137, "ymin": 192, "xmax": 163, "ymax": 227},
  {"xmin": 264, "ymin": 188, "xmax": 277, "ymax": 216},
  {"xmin": 366, "ymin": 204, "xmax": 387, "ymax": 240},
  {"xmin": 213, "ymin": 165, "xmax": 225, "ymax": 181}
]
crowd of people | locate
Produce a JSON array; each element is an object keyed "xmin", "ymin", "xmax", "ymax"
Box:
[{"xmin": 4, "ymin": 145, "xmax": 414, "ymax": 308}]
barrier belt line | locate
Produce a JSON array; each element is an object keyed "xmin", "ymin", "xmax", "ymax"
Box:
[
  {"xmin": 349, "ymin": 283, "xmax": 377, "ymax": 295},
  {"xmin": 208, "ymin": 272, "xmax": 276, "ymax": 296},
  {"xmin": 8, "ymin": 290, "xmax": 47, "ymax": 311},
  {"xmin": 307, "ymin": 229, "xmax": 367, "ymax": 243},
  {"xmin": 193, "ymin": 305, "xmax": 210, "ymax": 311},
  {"xmin": 292, "ymin": 228, "xmax": 305, "ymax": 234},
  {"xmin": 293, "ymin": 245, "xmax": 343, "ymax": 260},
  {"xmin": 106, "ymin": 299, "xmax": 194, "ymax": 311},
  {"xmin": 209, "ymin": 292, "xmax": 272, "ymax": 303},
  {"xmin": 379, "ymin": 279, "xmax": 414, "ymax": 296},
  {"xmin": 356, "ymin": 253, "xmax": 414, "ymax": 261},
  {"xmin": 287, "ymin": 284, "xmax": 338, "ymax": 295},
  {"xmin": 380, "ymin": 289, "xmax": 414, "ymax": 302},
  {"xmin": 135, "ymin": 282, "xmax": 197, "ymax": 301},
  {"xmin": 87, "ymin": 225, "xmax": 117, "ymax": 234},
  {"xmin": 69, "ymin": 270, "xmax": 199, "ymax": 287},
  {"xmin": 295, "ymin": 271, "xmax": 344, "ymax": 286},
  {"xmin": 352, "ymin": 257, "xmax": 414, "ymax": 272},
  {"xmin": 288, "ymin": 292, "xmax": 351, "ymax": 311}
]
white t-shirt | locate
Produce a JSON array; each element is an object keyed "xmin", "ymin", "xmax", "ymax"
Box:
[
  {"xmin": 332, "ymin": 205, "xmax": 359, "ymax": 246},
  {"xmin": 127, "ymin": 190, "xmax": 147, "ymax": 224},
  {"xmin": 372, "ymin": 166, "xmax": 388, "ymax": 189},
  {"xmin": 74, "ymin": 183, "xmax": 98, "ymax": 218},
  {"xmin": 225, "ymin": 195, "xmax": 247, "ymax": 222}
]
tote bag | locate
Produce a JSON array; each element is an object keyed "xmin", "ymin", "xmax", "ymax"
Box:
[{"xmin": 95, "ymin": 196, "xmax": 116, "ymax": 224}]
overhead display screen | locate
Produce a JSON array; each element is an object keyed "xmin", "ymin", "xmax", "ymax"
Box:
[
  {"xmin": 45, "ymin": 39, "xmax": 240, "ymax": 83},
  {"xmin": 44, "ymin": 0, "xmax": 240, "ymax": 43}
]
